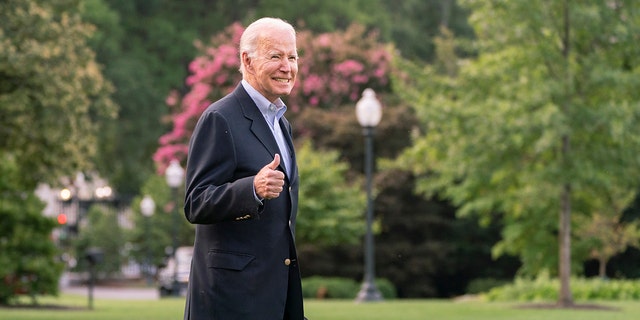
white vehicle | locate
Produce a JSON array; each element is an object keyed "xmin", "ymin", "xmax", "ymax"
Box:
[{"xmin": 158, "ymin": 246, "xmax": 193, "ymax": 297}]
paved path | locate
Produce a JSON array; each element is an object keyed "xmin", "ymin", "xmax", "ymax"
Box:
[{"xmin": 62, "ymin": 285, "xmax": 160, "ymax": 300}]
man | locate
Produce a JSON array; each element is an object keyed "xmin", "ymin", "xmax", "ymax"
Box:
[{"xmin": 183, "ymin": 17, "xmax": 305, "ymax": 320}]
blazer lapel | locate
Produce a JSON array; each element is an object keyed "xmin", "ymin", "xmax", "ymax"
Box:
[
  {"xmin": 233, "ymin": 85, "xmax": 290, "ymax": 176},
  {"xmin": 280, "ymin": 116, "xmax": 298, "ymax": 183}
]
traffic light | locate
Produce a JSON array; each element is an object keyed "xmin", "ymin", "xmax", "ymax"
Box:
[{"xmin": 57, "ymin": 213, "xmax": 68, "ymax": 225}]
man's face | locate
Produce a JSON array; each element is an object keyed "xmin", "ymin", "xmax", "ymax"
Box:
[{"xmin": 244, "ymin": 28, "xmax": 298, "ymax": 102}]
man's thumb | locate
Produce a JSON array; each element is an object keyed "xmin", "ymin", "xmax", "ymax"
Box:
[{"xmin": 267, "ymin": 154, "xmax": 280, "ymax": 170}]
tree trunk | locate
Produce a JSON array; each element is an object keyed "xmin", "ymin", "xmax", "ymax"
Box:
[
  {"xmin": 599, "ymin": 257, "xmax": 607, "ymax": 278},
  {"xmin": 440, "ymin": 0, "xmax": 452, "ymax": 28},
  {"xmin": 558, "ymin": 0, "xmax": 574, "ymax": 308},
  {"xmin": 558, "ymin": 182, "xmax": 573, "ymax": 307}
]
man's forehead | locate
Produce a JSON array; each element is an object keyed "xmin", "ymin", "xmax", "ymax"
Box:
[
  {"xmin": 262, "ymin": 48, "xmax": 298, "ymax": 55},
  {"xmin": 257, "ymin": 39, "xmax": 297, "ymax": 53}
]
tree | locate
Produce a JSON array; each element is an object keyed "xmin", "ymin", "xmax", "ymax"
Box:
[
  {"xmin": 576, "ymin": 186, "xmax": 640, "ymax": 278},
  {"xmin": 380, "ymin": 0, "xmax": 474, "ymax": 62},
  {"xmin": 0, "ymin": 156, "xmax": 63, "ymax": 305},
  {"xmin": 395, "ymin": 0, "xmax": 640, "ymax": 306},
  {"xmin": 129, "ymin": 174, "xmax": 195, "ymax": 271},
  {"xmin": 252, "ymin": 0, "xmax": 390, "ymax": 35},
  {"xmin": 73, "ymin": 205, "xmax": 125, "ymax": 277},
  {"xmin": 0, "ymin": 0, "xmax": 115, "ymax": 304},
  {"xmin": 0, "ymin": 0, "xmax": 116, "ymax": 187},
  {"xmin": 374, "ymin": 168, "xmax": 520, "ymax": 297},
  {"xmin": 295, "ymin": 140, "xmax": 365, "ymax": 246},
  {"xmin": 85, "ymin": 0, "xmax": 200, "ymax": 196}
]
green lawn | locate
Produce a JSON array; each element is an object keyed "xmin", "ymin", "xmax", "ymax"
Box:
[{"xmin": 2, "ymin": 295, "xmax": 640, "ymax": 320}]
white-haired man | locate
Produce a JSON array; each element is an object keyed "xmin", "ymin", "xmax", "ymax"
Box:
[{"xmin": 183, "ymin": 17, "xmax": 306, "ymax": 320}]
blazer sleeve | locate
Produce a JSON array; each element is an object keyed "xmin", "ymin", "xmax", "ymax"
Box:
[{"xmin": 184, "ymin": 109, "xmax": 262, "ymax": 224}]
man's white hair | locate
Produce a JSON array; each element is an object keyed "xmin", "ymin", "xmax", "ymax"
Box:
[{"xmin": 238, "ymin": 17, "xmax": 296, "ymax": 75}]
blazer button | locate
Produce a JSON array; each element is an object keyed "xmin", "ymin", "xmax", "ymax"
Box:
[{"xmin": 284, "ymin": 258, "xmax": 291, "ymax": 266}]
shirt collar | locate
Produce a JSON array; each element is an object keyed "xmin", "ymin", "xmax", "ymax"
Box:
[{"xmin": 241, "ymin": 80, "xmax": 287, "ymax": 120}]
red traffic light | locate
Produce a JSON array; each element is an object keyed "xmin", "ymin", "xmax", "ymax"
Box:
[{"xmin": 57, "ymin": 213, "xmax": 68, "ymax": 225}]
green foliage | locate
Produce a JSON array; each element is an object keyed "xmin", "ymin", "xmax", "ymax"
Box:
[
  {"xmin": 302, "ymin": 276, "xmax": 396, "ymax": 299},
  {"xmin": 128, "ymin": 174, "xmax": 195, "ymax": 268},
  {"xmin": 576, "ymin": 211, "xmax": 640, "ymax": 277},
  {"xmin": 465, "ymin": 277, "xmax": 511, "ymax": 295},
  {"xmin": 396, "ymin": 0, "xmax": 640, "ymax": 279},
  {"xmin": 486, "ymin": 275, "xmax": 640, "ymax": 302},
  {"xmin": 72, "ymin": 205, "xmax": 125, "ymax": 276},
  {"xmin": 253, "ymin": 0, "xmax": 390, "ymax": 33},
  {"xmin": 381, "ymin": 0, "xmax": 474, "ymax": 62},
  {"xmin": 302, "ymin": 276, "xmax": 359, "ymax": 299},
  {"xmin": 373, "ymin": 278, "xmax": 397, "ymax": 300},
  {"xmin": 296, "ymin": 140, "xmax": 366, "ymax": 246},
  {"xmin": 83, "ymin": 0, "xmax": 169, "ymax": 195},
  {"xmin": 0, "ymin": 155, "xmax": 63, "ymax": 305},
  {"xmin": 0, "ymin": 0, "xmax": 116, "ymax": 188}
]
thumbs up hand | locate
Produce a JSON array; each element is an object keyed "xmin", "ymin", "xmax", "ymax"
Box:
[{"xmin": 254, "ymin": 154, "xmax": 285, "ymax": 200}]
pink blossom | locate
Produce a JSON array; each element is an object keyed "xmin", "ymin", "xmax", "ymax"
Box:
[
  {"xmin": 165, "ymin": 90, "xmax": 179, "ymax": 106},
  {"xmin": 334, "ymin": 60, "xmax": 364, "ymax": 75},
  {"xmin": 352, "ymin": 74, "xmax": 369, "ymax": 84},
  {"xmin": 155, "ymin": 22, "xmax": 395, "ymax": 170},
  {"xmin": 302, "ymin": 74, "xmax": 323, "ymax": 95},
  {"xmin": 316, "ymin": 34, "xmax": 332, "ymax": 47}
]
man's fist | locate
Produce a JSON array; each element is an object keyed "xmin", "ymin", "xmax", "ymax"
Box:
[{"xmin": 254, "ymin": 154, "xmax": 285, "ymax": 200}]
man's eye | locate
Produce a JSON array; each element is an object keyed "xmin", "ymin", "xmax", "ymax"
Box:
[
  {"xmin": 289, "ymin": 56, "xmax": 298, "ymax": 61},
  {"xmin": 270, "ymin": 55, "xmax": 281, "ymax": 60}
]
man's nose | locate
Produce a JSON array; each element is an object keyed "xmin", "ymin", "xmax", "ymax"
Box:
[{"xmin": 279, "ymin": 58, "xmax": 295, "ymax": 72}]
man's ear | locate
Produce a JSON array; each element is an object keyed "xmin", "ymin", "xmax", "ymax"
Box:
[{"xmin": 241, "ymin": 52, "xmax": 253, "ymax": 73}]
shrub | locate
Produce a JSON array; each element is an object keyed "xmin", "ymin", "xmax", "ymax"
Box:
[
  {"xmin": 375, "ymin": 278, "xmax": 397, "ymax": 299},
  {"xmin": 302, "ymin": 276, "xmax": 359, "ymax": 299},
  {"xmin": 466, "ymin": 278, "xmax": 511, "ymax": 295},
  {"xmin": 485, "ymin": 275, "xmax": 640, "ymax": 301},
  {"xmin": 302, "ymin": 276, "xmax": 396, "ymax": 299}
]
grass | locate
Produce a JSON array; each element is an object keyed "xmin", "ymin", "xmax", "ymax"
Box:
[{"xmin": 2, "ymin": 294, "xmax": 640, "ymax": 320}]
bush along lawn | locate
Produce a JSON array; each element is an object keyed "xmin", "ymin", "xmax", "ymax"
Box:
[
  {"xmin": 302, "ymin": 276, "xmax": 396, "ymax": 299},
  {"xmin": 485, "ymin": 275, "xmax": 640, "ymax": 302}
]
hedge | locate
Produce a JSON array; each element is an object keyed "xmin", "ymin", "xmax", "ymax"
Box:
[
  {"xmin": 302, "ymin": 276, "xmax": 396, "ymax": 299},
  {"xmin": 485, "ymin": 276, "xmax": 640, "ymax": 301}
]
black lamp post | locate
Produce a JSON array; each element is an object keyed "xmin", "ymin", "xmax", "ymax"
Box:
[
  {"xmin": 165, "ymin": 159, "xmax": 184, "ymax": 296},
  {"xmin": 140, "ymin": 195, "xmax": 156, "ymax": 285},
  {"xmin": 355, "ymin": 88, "xmax": 383, "ymax": 302}
]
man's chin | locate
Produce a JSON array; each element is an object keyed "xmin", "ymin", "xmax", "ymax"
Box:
[{"xmin": 276, "ymin": 88, "xmax": 294, "ymax": 97}]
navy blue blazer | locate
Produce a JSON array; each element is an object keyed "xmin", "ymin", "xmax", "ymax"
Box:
[{"xmin": 183, "ymin": 84, "xmax": 302, "ymax": 319}]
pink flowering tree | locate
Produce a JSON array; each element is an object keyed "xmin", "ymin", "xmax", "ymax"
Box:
[
  {"xmin": 289, "ymin": 24, "xmax": 392, "ymax": 111},
  {"xmin": 153, "ymin": 22, "xmax": 394, "ymax": 171}
]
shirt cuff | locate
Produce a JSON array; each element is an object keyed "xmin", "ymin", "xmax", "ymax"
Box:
[{"xmin": 253, "ymin": 187, "xmax": 263, "ymax": 205}]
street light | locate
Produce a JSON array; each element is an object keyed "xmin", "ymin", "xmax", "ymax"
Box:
[
  {"xmin": 355, "ymin": 88, "xmax": 383, "ymax": 302},
  {"xmin": 140, "ymin": 195, "xmax": 156, "ymax": 285},
  {"xmin": 165, "ymin": 159, "xmax": 184, "ymax": 296}
]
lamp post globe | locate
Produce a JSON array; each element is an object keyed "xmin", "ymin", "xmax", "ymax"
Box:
[
  {"xmin": 356, "ymin": 88, "xmax": 382, "ymax": 128},
  {"xmin": 165, "ymin": 160, "xmax": 185, "ymax": 188},
  {"xmin": 165, "ymin": 159, "xmax": 184, "ymax": 296},
  {"xmin": 140, "ymin": 195, "xmax": 155, "ymax": 284},
  {"xmin": 140, "ymin": 195, "xmax": 156, "ymax": 217},
  {"xmin": 355, "ymin": 88, "xmax": 383, "ymax": 302}
]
